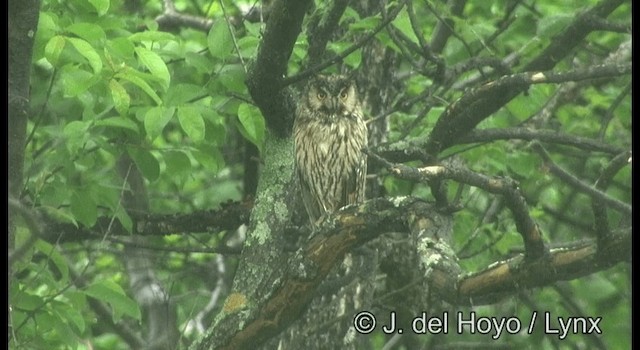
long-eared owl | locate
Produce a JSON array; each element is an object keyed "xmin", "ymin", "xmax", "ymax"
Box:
[{"xmin": 294, "ymin": 74, "xmax": 368, "ymax": 226}]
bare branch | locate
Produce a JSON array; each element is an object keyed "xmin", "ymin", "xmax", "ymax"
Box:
[
  {"xmin": 246, "ymin": 0, "xmax": 312, "ymax": 136},
  {"xmin": 459, "ymin": 128, "xmax": 625, "ymax": 155},
  {"xmin": 592, "ymin": 151, "xmax": 632, "ymax": 238},
  {"xmin": 305, "ymin": 0, "xmax": 350, "ymax": 66},
  {"xmin": 531, "ymin": 142, "xmax": 631, "ymax": 215},
  {"xmin": 155, "ymin": 0, "xmax": 213, "ymax": 31},
  {"xmin": 282, "ymin": 1, "xmax": 407, "ymax": 87},
  {"xmin": 426, "ymin": 62, "xmax": 630, "ymax": 154},
  {"xmin": 366, "ymin": 151, "xmax": 545, "ymax": 260},
  {"xmin": 41, "ymin": 200, "xmax": 252, "ymax": 243}
]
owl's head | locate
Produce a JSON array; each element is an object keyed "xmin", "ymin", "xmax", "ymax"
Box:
[{"xmin": 306, "ymin": 74, "xmax": 359, "ymax": 116}]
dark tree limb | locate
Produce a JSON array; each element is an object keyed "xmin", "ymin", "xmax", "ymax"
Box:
[
  {"xmin": 198, "ymin": 196, "xmax": 629, "ymax": 347},
  {"xmin": 9, "ymin": 0, "xmax": 40, "ymax": 248},
  {"xmin": 426, "ymin": 63, "xmax": 630, "ymax": 154},
  {"xmin": 305, "ymin": 0, "xmax": 350, "ymax": 66},
  {"xmin": 282, "ymin": 0, "xmax": 406, "ymax": 87},
  {"xmin": 451, "ymin": 231, "xmax": 630, "ymax": 305},
  {"xmin": 429, "ymin": 0, "xmax": 467, "ymax": 54},
  {"xmin": 531, "ymin": 143, "xmax": 631, "ymax": 215},
  {"xmin": 459, "ymin": 128, "xmax": 626, "ymax": 155},
  {"xmin": 592, "ymin": 151, "xmax": 632, "ymax": 239},
  {"xmin": 425, "ymin": 0, "xmax": 626, "ymax": 155},
  {"xmin": 246, "ymin": 0, "xmax": 312, "ymax": 137},
  {"xmin": 366, "ymin": 151, "xmax": 546, "ymax": 260},
  {"xmin": 40, "ymin": 200, "xmax": 252, "ymax": 243},
  {"xmin": 155, "ymin": 0, "xmax": 213, "ymax": 31},
  {"xmin": 523, "ymin": 0, "xmax": 626, "ymax": 71}
]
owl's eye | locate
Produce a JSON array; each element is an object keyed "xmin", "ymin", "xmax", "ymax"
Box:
[
  {"xmin": 317, "ymin": 91, "xmax": 327, "ymax": 100},
  {"xmin": 339, "ymin": 91, "xmax": 348, "ymax": 99}
]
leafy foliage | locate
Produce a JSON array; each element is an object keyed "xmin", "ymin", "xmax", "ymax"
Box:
[{"xmin": 10, "ymin": 0, "xmax": 630, "ymax": 349}]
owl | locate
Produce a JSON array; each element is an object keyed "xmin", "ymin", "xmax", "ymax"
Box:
[{"xmin": 294, "ymin": 74, "xmax": 368, "ymax": 226}]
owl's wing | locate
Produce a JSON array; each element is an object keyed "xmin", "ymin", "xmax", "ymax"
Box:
[
  {"xmin": 297, "ymin": 166, "xmax": 325, "ymax": 225},
  {"xmin": 342, "ymin": 152, "xmax": 367, "ymax": 206}
]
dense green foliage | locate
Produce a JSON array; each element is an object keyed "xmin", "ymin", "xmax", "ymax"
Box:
[{"xmin": 10, "ymin": 0, "xmax": 630, "ymax": 349}]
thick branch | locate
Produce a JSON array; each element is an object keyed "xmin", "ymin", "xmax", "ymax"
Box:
[
  {"xmin": 9, "ymin": 0, "xmax": 40, "ymax": 248},
  {"xmin": 155, "ymin": 0, "xmax": 213, "ymax": 32},
  {"xmin": 305, "ymin": 0, "xmax": 350, "ymax": 66},
  {"xmin": 459, "ymin": 128, "xmax": 625, "ymax": 155},
  {"xmin": 451, "ymin": 231, "xmax": 630, "ymax": 305},
  {"xmin": 41, "ymin": 200, "xmax": 251, "ymax": 243},
  {"xmin": 246, "ymin": 0, "xmax": 312, "ymax": 137},
  {"xmin": 201, "ymin": 196, "xmax": 629, "ymax": 347},
  {"xmin": 367, "ymin": 152, "xmax": 546, "ymax": 260},
  {"xmin": 425, "ymin": 0, "xmax": 625, "ymax": 154},
  {"xmin": 523, "ymin": 0, "xmax": 626, "ymax": 71},
  {"xmin": 531, "ymin": 143, "xmax": 631, "ymax": 215},
  {"xmin": 426, "ymin": 62, "xmax": 630, "ymax": 154},
  {"xmin": 283, "ymin": 1, "xmax": 406, "ymax": 87}
]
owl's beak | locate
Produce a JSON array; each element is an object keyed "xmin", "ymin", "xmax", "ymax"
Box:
[{"xmin": 329, "ymin": 98, "xmax": 340, "ymax": 114}]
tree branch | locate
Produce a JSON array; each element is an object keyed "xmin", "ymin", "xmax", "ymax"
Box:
[
  {"xmin": 531, "ymin": 143, "xmax": 631, "ymax": 215},
  {"xmin": 305, "ymin": 0, "xmax": 350, "ymax": 66},
  {"xmin": 246, "ymin": 0, "xmax": 312, "ymax": 137},
  {"xmin": 40, "ymin": 200, "xmax": 252, "ymax": 243},
  {"xmin": 426, "ymin": 0, "xmax": 626, "ymax": 155},
  {"xmin": 459, "ymin": 128, "xmax": 626, "ymax": 155},
  {"xmin": 366, "ymin": 151, "xmax": 546, "ymax": 260},
  {"xmin": 155, "ymin": 0, "xmax": 213, "ymax": 31},
  {"xmin": 282, "ymin": 0, "xmax": 407, "ymax": 87},
  {"xmin": 200, "ymin": 196, "xmax": 629, "ymax": 347}
]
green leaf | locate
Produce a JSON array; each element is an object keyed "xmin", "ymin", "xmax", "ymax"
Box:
[
  {"xmin": 328, "ymin": 42, "xmax": 361, "ymax": 68},
  {"xmin": 88, "ymin": 0, "xmax": 110, "ymax": 16},
  {"xmin": 66, "ymin": 37, "xmax": 103, "ymax": 73},
  {"xmin": 61, "ymin": 68, "xmax": 95, "ymax": 97},
  {"xmin": 178, "ymin": 106, "xmax": 205, "ymax": 142},
  {"xmin": 218, "ymin": 64, "xmax": 246, "ymax": 93},
  {"xmin": 108, "ymin": 79, "xmax": 131, "ymax": 115},
  {"xmin": 134, "ymin": 47, "xmax": 170, "ymax": 89},
  {"xmin": 117, "ymin": 68, "xmax": 162, "ymax": 105},
  {"xmin": 185, "ymin": 51, "xmax": 212, "ymax": 73},
  {"xmin": 70, "ymin": 191, "xmax": 98, "ymax": 227},
  {"xmin": 128, "ymin": 148, "xmax": 160, "ymax": 181},
  {"xmin": 95, "ymin": 116, "xmax": 139, "ymax": 133},
  {"xmin": 63, "ymin": 120, "xmax": 90, "ymax": 154},
  {"xmin": 237, "ymin": 103, "xmax": 265, "ymax": 151},
  {"xmin": 164, "ymin": 150, "xmax": 192, "ymax": 175},
  {"xmin": 52, "ymin": 303, "xmax": 85, "ymax": 333},
  {"xmin": 129, "ymin": 31, "xmax": 176, "ymax": 43},
  {"xmin": 34, "ymin": 239, "xmax": 70, "ymax": 282},
  {"xmin": 84, "ymin": 280, "xmax": 141, "ymax": 321},
  {"xmin": 114, "ymin": 206, "xmax": 133, "ymax": 233},
  {"xmin": 12, "ymin": 289, "xmax": 44, "ymax": 311},
  {"xmin": 44, "ymin": 35, "xmax": 66, "ymax": 66},
  {"xmin": 349, "ymin": 16, "xmax": 380, "ymax": 30},
  {"xmin": 41, "ymin": 206, "xmax": 78, "ymax": 227},
  {"xmin": 236, "ymin": 36, "xmax": 259, "ymax": 58},
  {"xmin": 208, "ymin": 20, "xmax": 234, "ymax": 60},
  {"xmin": 106, "ymin": 37, "xmax": 135, "ymax": 61},
  {"xmin": 192, "ymin": 147, "xmax": 223, "ymax": 172},
  {"xmin": 66, "ymin": 22, "xmax": 106, "ymax": 43},
  {"xmin": 144, "ymin": 106, "xmax": 175, "ymax": 140},
  {"xmin": 165, "ymin": 83, "xmax": 206, "ymax": 106}
]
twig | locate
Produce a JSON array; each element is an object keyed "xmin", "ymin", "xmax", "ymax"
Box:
[
  {"xmin": 220, "ymin": 0, "xmax": 247, "ymax": 72},
  {"xmin": 531, "ymin": 142, "xmax": 631, "ymax": 215},
  {"xmin": 282, "ymin": 0, "xmax": 407, "ymax": 86},
  {"xmin": 459, "ymin": 128, "xmax": 625, "ymax": 155},
  {"xmin": 365, "ymin": 149, "xmax": 546, "ymax": 260}
]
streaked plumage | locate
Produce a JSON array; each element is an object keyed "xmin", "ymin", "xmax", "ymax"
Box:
[{"xmin": 294, "ymin": 74, "xmax": 368, "ymax": 226}]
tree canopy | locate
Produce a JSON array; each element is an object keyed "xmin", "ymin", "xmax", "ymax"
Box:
[{"xmin": 9, "ymin": 0, "xmax": 630, "ymax": 349}]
